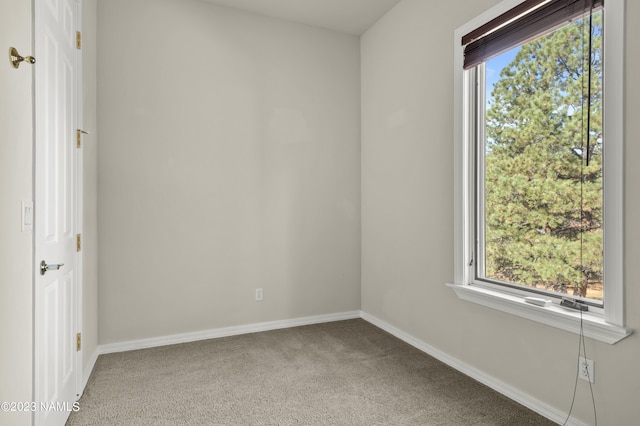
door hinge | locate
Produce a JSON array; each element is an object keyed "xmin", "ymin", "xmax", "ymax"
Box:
[
  {"xmin": 76, "ymin": 129, "xmax": 89, "ymax": 148},
  {"xmin": 76, "ymin": 234, "xmax": 81, "ymax": 252},
  {"xmin": 76, "ymin": 31, "xmax": 82, "ymax": 49},
  {"xmin": 76, "ymin": 333, "xmax": 81, "ymax": 351}
]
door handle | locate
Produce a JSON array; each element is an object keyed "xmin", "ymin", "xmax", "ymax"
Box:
[{"xmin": 40, "ymin": 260, "xmax": 64, "ymax": 276}]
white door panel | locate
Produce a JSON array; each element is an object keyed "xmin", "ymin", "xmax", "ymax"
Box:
[{"xmin": 35, "ymin": 0, "xmax": 81, "ymax": 425}]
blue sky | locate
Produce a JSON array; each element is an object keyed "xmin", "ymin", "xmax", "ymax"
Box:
[{"xmin": 485, "ymin": 47, "xmax": 520, "ymax": 105}]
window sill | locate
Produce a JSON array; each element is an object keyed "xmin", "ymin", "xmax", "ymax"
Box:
[{"xmin": 446, "ymin": 283, "xmax": 632, "ymax": 344}]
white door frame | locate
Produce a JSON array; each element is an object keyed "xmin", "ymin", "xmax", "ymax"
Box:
[
  {"xmin": 33, "ymin": 0, "xmax": 83, "ymax": 423},
  {"xmin": 74, "ymin": 0, "xmax": 84, "ymax": 399}
]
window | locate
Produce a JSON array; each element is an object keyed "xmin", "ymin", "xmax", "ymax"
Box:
[
  {"xmin": 450, "ymin": 0, "xmax": 630, "ymax": 343},
  {"xmin": 477, "ymin": 3, "xmax": 605, "ymax": 305}
]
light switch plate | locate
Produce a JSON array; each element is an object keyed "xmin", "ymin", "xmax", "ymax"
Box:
[{"xmin": 22, "ymin": 200, "xmax": 33, "ymax": 232}]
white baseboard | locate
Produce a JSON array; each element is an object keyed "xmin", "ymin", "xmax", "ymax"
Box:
[
  {"xmin": 94, "ymin": 309, "xmax": 582, "ymax": 425},
  {"xmin": 98, "ymin": 310, "xmax": 361, "ymax": 355},
  {"xmin": 360, "ymin": 311, "xmax": 586, "ymax": 426}
]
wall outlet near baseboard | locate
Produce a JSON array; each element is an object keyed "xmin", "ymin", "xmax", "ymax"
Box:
[
  {"xmin": 255, "ymin": 288, "xmax": 263, "ymax": 301},
  {"xmin": 579, "ymin": 356, "xmax": 595, "ymax": 383}
]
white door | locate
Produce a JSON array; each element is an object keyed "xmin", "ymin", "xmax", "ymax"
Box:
[{"xmin": 34, "ymin": 0, "xmax": 82, "ymax": 425}]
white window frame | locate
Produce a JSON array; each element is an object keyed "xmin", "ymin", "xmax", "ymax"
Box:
[{"xmin": 449, "ymin": 0, "xmax": 631, "ymax": 344}]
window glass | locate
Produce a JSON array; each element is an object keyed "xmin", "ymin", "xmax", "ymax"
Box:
[{"xmin": 477, "ymin": 11, "xmax": 603, "ymax": 304}]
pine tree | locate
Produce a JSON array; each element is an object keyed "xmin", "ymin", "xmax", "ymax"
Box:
[{"xmin": 484, "ymin": 13, "xmax": 603, "ymax": 299}]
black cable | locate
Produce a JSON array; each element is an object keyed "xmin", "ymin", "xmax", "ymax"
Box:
[
  {"xmin": 582, "ymin": 6, "xmax": 598, "ymax": 424},
  {"xmin": 581, "ymin": 6, "xmax": 598, "ymax": 423},
  {"xmin": 562, "ymin": 310, "xmax": 598, "ymax": 426},
  {"xmin": 581, "ymin": 309, "xmax": 598, "ymax": 425},
  {"xmin": 585, "ymin": 9, "xmax": 594, "ymax": 167},
  {"xmin": 562, "ymin": 311, "xmax": 583, "ymax": 426}
]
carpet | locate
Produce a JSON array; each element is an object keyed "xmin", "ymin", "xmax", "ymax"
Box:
[{"xmin": 66, "ymin": 319, "xmax": 555, "ymax": 425}]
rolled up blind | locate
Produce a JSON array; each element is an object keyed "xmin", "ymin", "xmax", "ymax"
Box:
[{"xmin": 462, "ymin": 0, "xmax": 603, "ymax": 70}]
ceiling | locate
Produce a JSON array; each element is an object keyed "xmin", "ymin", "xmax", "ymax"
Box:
[{"xmin": 202, "ymin": 0, "xmax": 403, "ymax": 35}]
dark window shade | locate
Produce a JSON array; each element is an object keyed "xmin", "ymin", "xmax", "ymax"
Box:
[{"xmin": 462, "ymin": 0, "xmax": 603, "ymax": 70}]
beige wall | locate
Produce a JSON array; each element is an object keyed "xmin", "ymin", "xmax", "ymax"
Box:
[
  {"xmin": 361, "ymin": 0, "xmax": 639, "ymax": 425},
  {"xmin": 0, "ymin": 1, "xmax": 33, "ymax": 424},
  {"xmin": 97, "ymin": 0, "xmax": 361, "ymax": 344}
]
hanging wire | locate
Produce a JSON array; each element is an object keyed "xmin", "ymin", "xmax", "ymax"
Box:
[
  {"xmin": 562, "ymin": 310, "xmax": 582, "ymax": 426},
  {"xmin": 562, "ymin": 310, "xmax": 598, "ymax": 426},
  {"xmin": 585, "ymin": 3, "xmax": 595, "ymax": 167},
  {"xmin": 581, "ymin": 6, "xmax": 598, "ymax": 424},
  {"xmin": 564, "ymin": 6, "xmax": 598, "ymax": 424},
  {"xmin": 582, "ymin": 311, "xmax": 598, "ymax": 425},
  {"xmin": 578, "ymin": 3, "xmax": 588, "ymax": 298},
  {"xmin": 578, "ymin": 1, "xmax": 597, "ymax": 297}
]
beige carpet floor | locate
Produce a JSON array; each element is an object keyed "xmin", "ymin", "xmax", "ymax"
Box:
[{"xmin": 66, "ymin": 319, "xmax": 556, "ymax": 425}]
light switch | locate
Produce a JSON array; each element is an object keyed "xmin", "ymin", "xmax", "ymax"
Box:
[{"xmin": 22, "ymin": 200, "xmax": 33, "ymax": 232}]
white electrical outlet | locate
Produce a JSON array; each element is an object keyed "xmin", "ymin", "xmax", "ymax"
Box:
[
  {"xmin": 255, "ymin": 288, "xmax": 263, "ymax": 301},
  {"xmin": 579, "ymin": 356, "xmax": 595, "ymax": 383}
]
